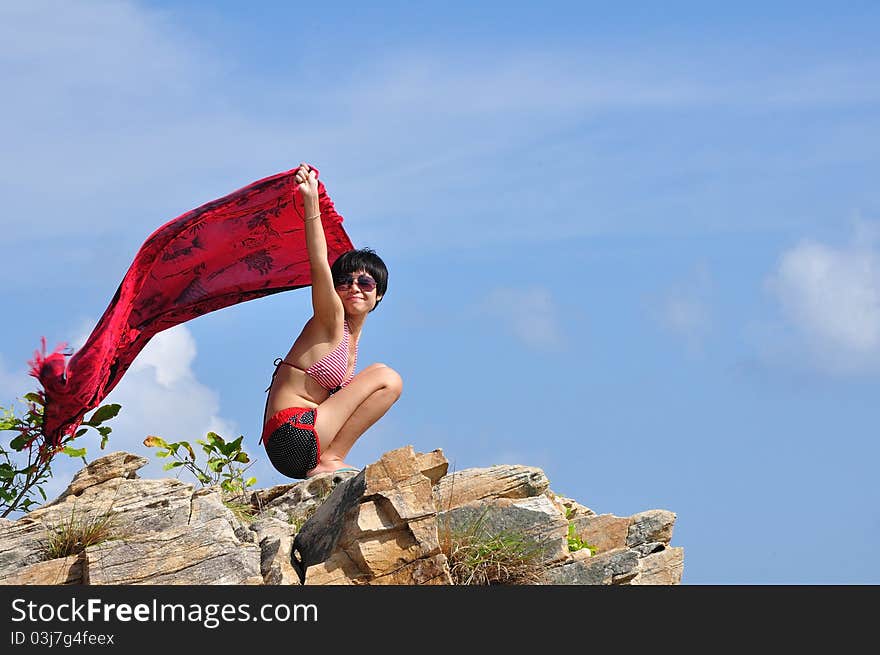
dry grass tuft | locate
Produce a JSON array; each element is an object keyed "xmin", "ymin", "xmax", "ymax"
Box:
[
  {"xmin": 438, "ymin": 514, "xmax": 546, "ymax": 585},
  {"xmin": 41, "ymin": 506, "xmax": 118, "ymax": 560}
]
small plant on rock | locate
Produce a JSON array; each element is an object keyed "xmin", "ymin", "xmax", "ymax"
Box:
[
  {"xmin": 41, "ymin": 504, "xmax": 119, "ymax": 560},
  {"xmin": 567, "ymin": 522, "xmax": 597, "ymax": 555},
  {"xmin": 143, "ymin": 432, "xmax": 257, "ymax": 499},
  {"xmin": 438, "ymin": 511, "xmax": 546, "ymax": 585}
]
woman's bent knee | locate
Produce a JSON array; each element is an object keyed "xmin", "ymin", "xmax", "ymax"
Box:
[
  {"xmin": 353, "ymin": 364, "xmax": 402, "ymax": 397},
  {"xmin": 380, "ymin": 367, "xmax": 403, "ymax": 398}
]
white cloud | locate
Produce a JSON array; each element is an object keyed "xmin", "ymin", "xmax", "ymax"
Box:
[
  {"xmin": 765, "ymin": 220, "xmax": 880, "ymax": 374},
  {"xmin": 129, "ymin": 325, "xmax": 196, "ymax": 388},
  {"xmin": 650, "ymin": 262, "xmax": 713, "ymax": 355},
  {"xmin": 481, "ymin": 286, "xmax": 566, "ymax": 351}
]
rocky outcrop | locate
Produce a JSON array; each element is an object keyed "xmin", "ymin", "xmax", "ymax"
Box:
[
  {"xmin": 0, "ymin": 453, "xmax": 261, "ymax": 585},
  {"xmin": 0, "ymin": 448, "xmax": 684, "ymax": 585},
  {"xmin": 296, "ymin": 446, "xmax": 451, "ymax": 585}
]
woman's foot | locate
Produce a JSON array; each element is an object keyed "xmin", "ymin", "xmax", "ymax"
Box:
[{"xmin": 305, "ymin": 458, "xmax": 359, "ymax": 478}]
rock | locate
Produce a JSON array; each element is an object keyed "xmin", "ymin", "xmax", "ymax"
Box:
[
  {"xmin": 434, "ymin": 464, "xmax": 549, "ymax": 511},
  {"xmin": 630, "ymin": 546, "xmax": 685, "ymax": 585},
  {"xmin": 250, "ymin": 517, "xmax": 300, "ymax": 585},
  {"xmin": 79, "ymin": 482, "xmax": 261, "ymax": 585},
  {"xmin": 0, "ymin": 555, "xmax": 83, "ymax": 585},
  {"xmin": 253, "ymin": 471, "xmax": 358, "ymax": 525},
  {"xmin": 571, "ymin": 513, "xmax": 631, "ymax": 554},
  {"xmin": 0, "ymin": 474, "xmax": 196, "ymax": 581},
  {"xmin": 291, "ymin": 471, "xmax": 368, "ymax": 583},
  {"xmin": 298, "ymin": 446, "xmax": 452, "ymax": 585},
  {"xmin": 0, "ymin": 518, "xmax": 54, "ymax": 580},
  {"xmin": 52, "ymin": 452, "xmax": 149, "ymax": 501},
  {"xmin": 544, "ymin": 547, "xmax": 640, "ymax": 585},
  {"xmin": 627, "ymin": 510, "xmax": 676, "ymax": 547},
  {"xmin": 28, "ymin": 478, "xmax": 195, "ymax": 539},
  {"xmin": 547, "ymin": 493, "xmax": 596, "ymax": 520},
  {"xmin": 83, "ymin": 522, "xmax": 261, "ymax": 585},
  {"xmin": 415, "ymin": 449, "xmax": 448, "ymax": 484}
]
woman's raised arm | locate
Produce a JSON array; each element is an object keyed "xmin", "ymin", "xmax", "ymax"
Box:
[{"xmin": 295, "ymin": 163, "xmax": 343, "ymax": 329}]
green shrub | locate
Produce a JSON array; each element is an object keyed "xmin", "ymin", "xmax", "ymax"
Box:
[
  {"xmin": 1, "ymin": 395, "xmax": 121, "ymax": 518},
  {"xmin": 143, "ymin": 431, "xmax": 257, "ymax": 498}
]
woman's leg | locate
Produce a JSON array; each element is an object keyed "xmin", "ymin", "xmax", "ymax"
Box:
[{"xmin": 308, "ymin": 364, "xmax": 402, "ymax": 474}]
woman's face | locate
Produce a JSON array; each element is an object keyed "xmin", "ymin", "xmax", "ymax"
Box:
[{"xmin": 335, "ymin": 269, "xmax": 381, "ymax": 314}]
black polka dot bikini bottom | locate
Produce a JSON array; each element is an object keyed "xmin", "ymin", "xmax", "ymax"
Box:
[{"xmin": 261, "ymin": 407, "xmax": 320, "ymax": 479}]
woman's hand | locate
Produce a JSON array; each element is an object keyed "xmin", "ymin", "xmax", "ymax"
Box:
[{"xmin": 294, "ymin": 163, "xmax": 319, "ymax": 205}]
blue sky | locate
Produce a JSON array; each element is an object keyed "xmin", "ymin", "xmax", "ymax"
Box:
[{"xmin": 1, "ymin": 1, "xmax": 879, "ymax": 584}]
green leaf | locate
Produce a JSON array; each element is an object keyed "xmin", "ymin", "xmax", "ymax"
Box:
[
  {"xmin": 205, "ymin": 432, "xmax": 223, "ymax": 446},
  {"xmin": 234, "ymin": 452, "xmax": 250, "ymax": 464},
  {"xmin": 143, "ymin": 436, "xmax": 169, "ymax": 449},
  {"xmin": 9, "ymin": 434, "xmax": 29, "ymax": 451},
  {"xmin": 62, "ymin": 446, "xmax": 87, "ymax": 458},
  {"xmin": 100, "ymin": 433, "xmax": 109, "ymax": 449},
  {"xmin": 38, "ymin": 487, "xmax": 47, "ymax": 501},
  {"xmin": 23, "ymin": 393, "xmax": 44, "ymax": 406},
  {"xmin": 182, "ymin": 442, "xmax": 195, "ymax": 460},
  {"xmin": 221, "ymin": 435, "xmax": 244, "ymax": 457},
  {"xmin": 163, "ymin": 461, "xmax": 185, "ymax": 471},
  {"xmin": 0, "ymin": 464, "xmax": 15, "ymax": 479},
  {"xmin": 85, "ymin": 403, "xmax": 121, "ymax": 425},
  {"xmin": 97, "ymin": 426, "xmax": 112, "ymax": 437},
  {"xmin": 155, "ymin": 450, "xmax": 170, "ymax": 458},
  {"xmin": 75, "ymin": 428, "xmax": 88, "ymax": 438},
  {"xmin": 207, "ymin": 458, "xmax": 224, "ymax": 473},
  {"xmin": 245, "ymin": 477, "xmax": 257, "ymax": 487}
]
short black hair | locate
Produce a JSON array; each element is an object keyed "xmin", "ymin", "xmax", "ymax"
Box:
[{"xmin": 330, "ymin": 247, "xmax": 388, "ymax": 311}]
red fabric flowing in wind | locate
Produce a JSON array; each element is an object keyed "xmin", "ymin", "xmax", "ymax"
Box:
[{"xmin": 28, "ymin": 166, "xmax": 354, "ymax": 457}]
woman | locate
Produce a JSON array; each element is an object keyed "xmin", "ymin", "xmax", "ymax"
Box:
[{"xmin": 260, "ymin": 163, "xmax": 402, "ymax": 479}]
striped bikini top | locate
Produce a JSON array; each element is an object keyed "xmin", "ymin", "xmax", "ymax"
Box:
[{"xmin": 304, "ymin": 320, "xmax": 357, "ymax": 390}]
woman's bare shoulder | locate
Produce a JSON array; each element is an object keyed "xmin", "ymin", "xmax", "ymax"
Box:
[
  {"xmin": 299, "ymin": 315, "xmax": 345, "ymax": 342},
  {"xmin": 284, "ymin": 316, "xmax": 344, "ymax": 360}
]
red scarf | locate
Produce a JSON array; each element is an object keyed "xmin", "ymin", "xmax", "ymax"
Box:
[{"xmin": 28, "ymin": 166, "xmax": 353, "ymax": 457}]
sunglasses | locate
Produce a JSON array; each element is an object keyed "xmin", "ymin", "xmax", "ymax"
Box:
[{"xmin": 335, "ymin": 274, "xmax": 377, "ymax": 292}]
